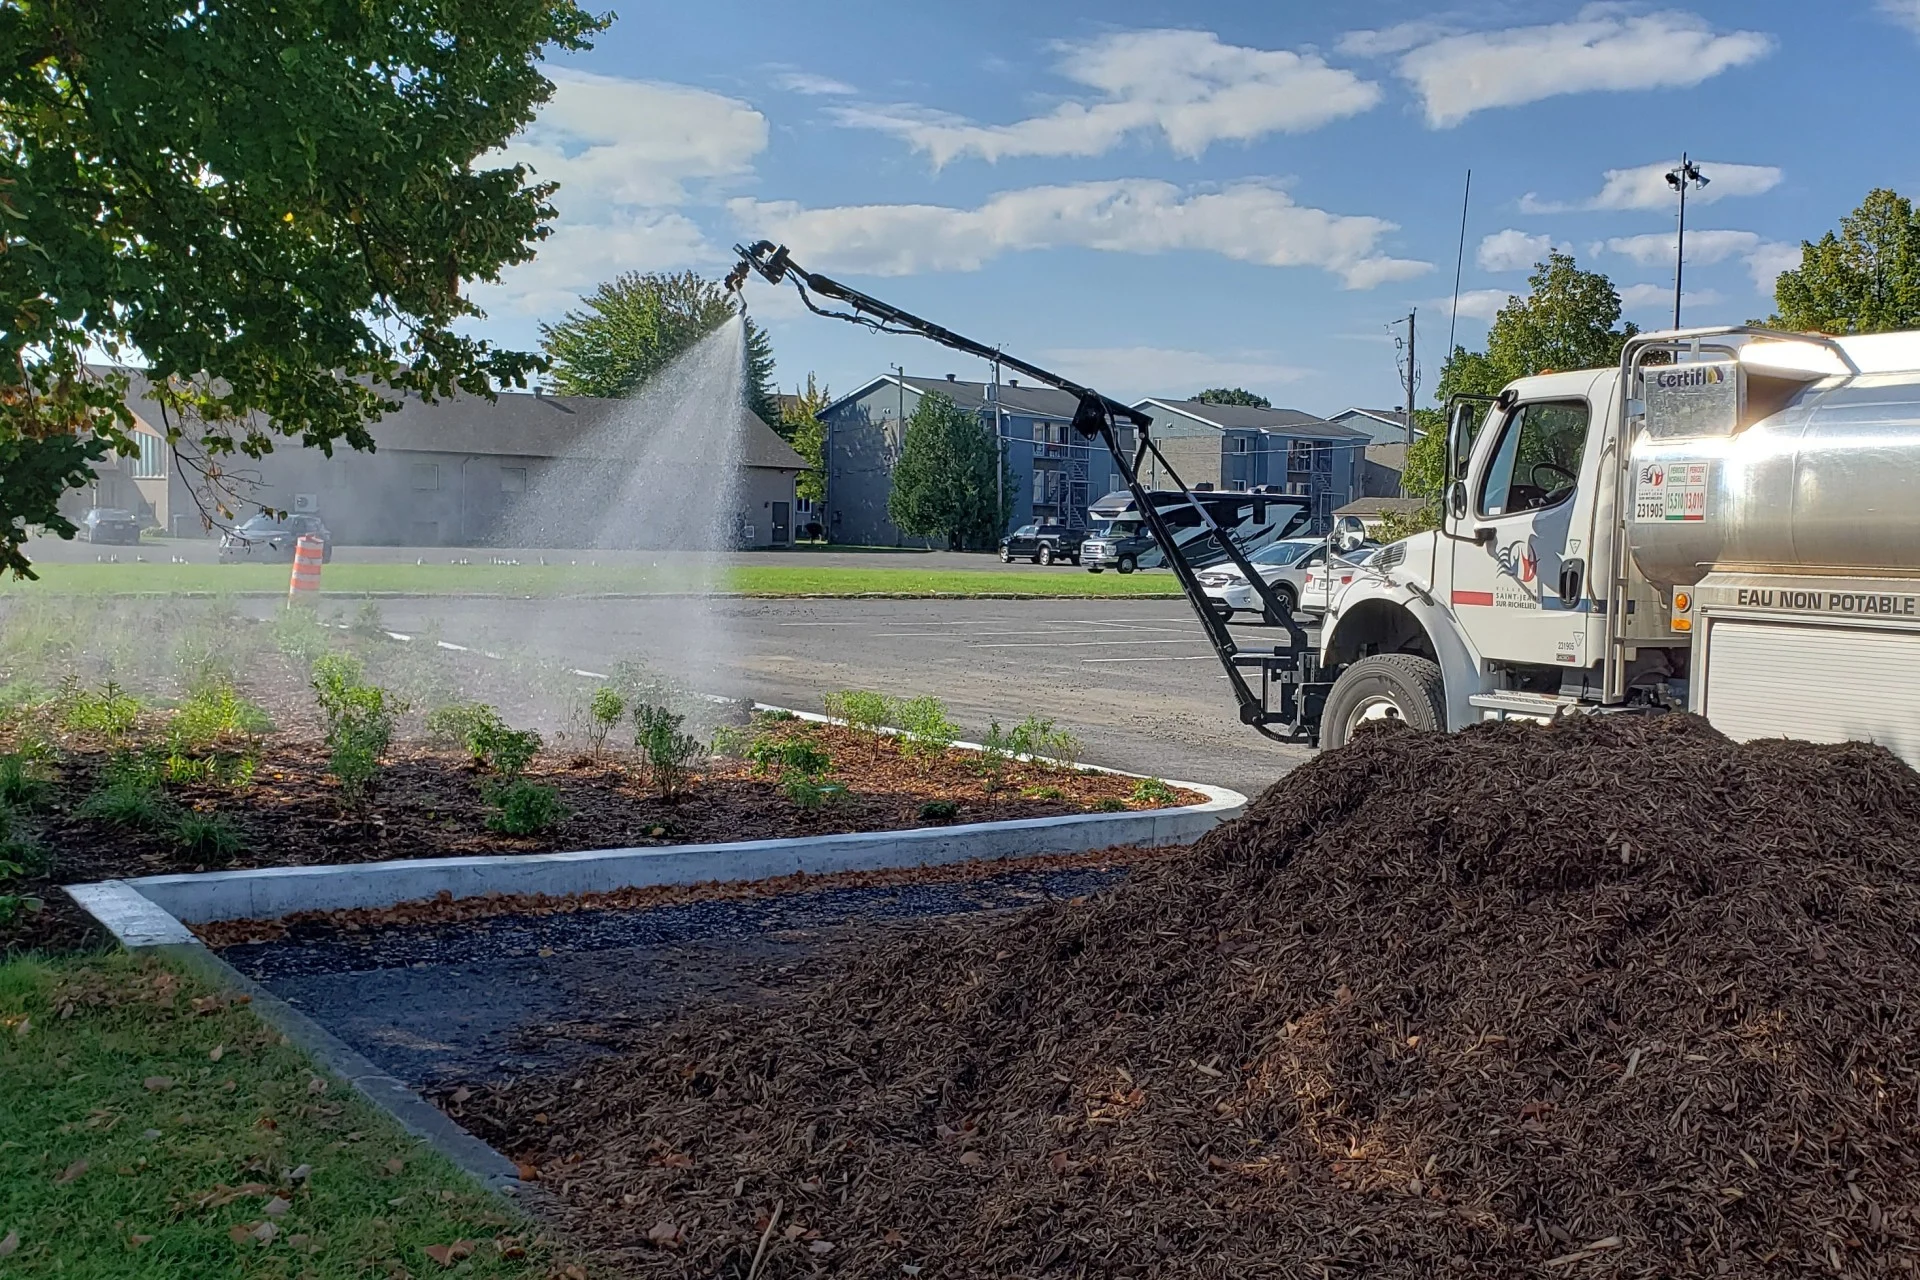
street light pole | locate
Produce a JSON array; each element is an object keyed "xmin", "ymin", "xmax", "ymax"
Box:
[{"xmin": 1665, "ymin": 154, "xmax": 1708, "ymax": 330}]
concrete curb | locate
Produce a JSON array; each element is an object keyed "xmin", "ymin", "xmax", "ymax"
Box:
[{"xmin": 71, "ymin": 779, "xmax": 1241, "ymax": 926}]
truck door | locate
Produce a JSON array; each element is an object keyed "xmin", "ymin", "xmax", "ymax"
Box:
[{"xmin": 1448, "ymin": 396, "xmax": 1596, "ymax": 670}]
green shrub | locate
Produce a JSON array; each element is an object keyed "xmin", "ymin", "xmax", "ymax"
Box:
[
  {"xmin": 171, "ymin": 682, "xmax": 272, "ymax": 749},
  {"xmin": 1130, "ymin": 777, "xmax": 1179, "ymax": 806},
  {"xmin": 709, "ymin": 724, "xmax": 750, "ymax": 759},
  {"xmin": 0, "ymin": 807, "xmax": 50, "ymax": 880},
  {"xmin": 468, "ymin": 718, "xmax": 542, "ymax": 781},
  {"xmin": 59, "ymin": 679, "xmax": 141, "ymax": 737},
  {"xmin": 586, "ymin": 685, "xmax": 625, "ymax": 758},
  {"xmin": 425, "ymin": 701, "xmax": 499, "ymax": 752},
  {"xmin": 895, "ymin": 695, "xmax": 958, "ymax": 766},
  {"xmin": 752, "ymin": 708, "xmax": 798, "ymax": 724},
  {"xmin": 1022, "ymin": 785, "xmax": 1066, "ymax": 801},
  {"xmin": 975, "ymin": 721, "xmax": 1015, "ymax": 791},
  {"xmin": 78, "ymin": 780, "xmax": 175, "ymax": 831},
  {"xmin": 271, "ymin": 603, "xmax": 332, "ymax": 665},
  {"xmin": 170, "ymin": 810, "xmax": 244, "ymax": 862},
  {"xmin": 484, "ymin": 779, "xmax": 567, "ymax": 836},
  {"xmin": 1007, "ymin": 716, "xmax": 1084, "ymax": 770},
  {"xmin": 634, "ymin": 703, "xmax": 706, "ymax": 799},
  {"xmin": 0, "ymin": 753, "xmax": 50, "ymax": 809},
  {"xmin": 1090, "ymin": 797, "xmax": 1128, "ymax": 813},
  {"xmin": 822, "ymin": 689, "xmax": 893, "ymax": 738},
  {"xmin": 782, "ymin": 773, "xmax": 844, "ymax": 811},
  {"xmin": 311, "ymin": 655, "xmax": 404, "ymax": 811},
  {"xmin": 917, "ymin": 799, "xmax": 960, "ymax": 823}
]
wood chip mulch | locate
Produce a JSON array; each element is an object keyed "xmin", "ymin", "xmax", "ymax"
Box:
[{"xmin": 443, "ymin": 713, "xmax": 1920, "ymax": 1277}]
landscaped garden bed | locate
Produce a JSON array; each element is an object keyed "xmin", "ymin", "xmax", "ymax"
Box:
[{"xmin": 0, "ymin": 597, "xmax": 1200, "ymax": 956}]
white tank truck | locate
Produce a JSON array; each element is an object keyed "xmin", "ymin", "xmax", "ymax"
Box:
[{"xmin": 1316, "ymin": 325, "xmax": 1920, "ymax": 762}]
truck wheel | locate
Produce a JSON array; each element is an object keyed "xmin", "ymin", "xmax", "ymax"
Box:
[
  {"xmin": 1038, "ymin": 545, "xmax": 1054, "ymax": 566},
  {"xmin": 1087, "ymin": 565, "xmax": 1103, "ymax": 574},
  {"xmin": 1117, "ymin": 554, "xmax": 1137, "ymax": 574},
  {"xmin": 1319, "ymin": 655, "xmax": 1446, "ymax": 750}
]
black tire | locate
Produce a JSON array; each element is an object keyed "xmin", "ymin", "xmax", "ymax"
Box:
[
  {"xmin": 1116, "ymin": 554, "xmax": 1137, "ymax": 574},
  {"xmin": 1000, "ymin": 546, "xmax": 1012, "ymax": 563},
  {"xmin": 1086, "ymin": 565, "xmax": 1103, "ymax": 574},
  {"xmin": 1070, "ymin": 554, "xmax": 1081, "ymax": 566},
  {"xmin": 1214, "ymin": 605, "xmax": 1235, "ymax": 622},
  {"xmin": 1038, "ymin": 545, "xmax": 1054, "ymax": 566},
  {"xmin": 1319, "ymin": 654, "xmax": 1446, "ymax": 750}
]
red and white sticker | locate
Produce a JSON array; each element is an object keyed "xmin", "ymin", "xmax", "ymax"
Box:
[{"xmin": 1634, "ymin": 461, "xmax": 1709, "ymax": 523}]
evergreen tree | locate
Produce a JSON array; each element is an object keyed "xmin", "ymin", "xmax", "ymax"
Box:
[
  {"xmin": 887, "ymin": 394, "xmax": 1013, "ymax": 550},
  {"xmin": 541, "ymin": 271, "xmax": 778, "ymax": 423},
  {"xmin": 1769, "ymin": 189, "xmax": 1920, "ymax": 334}
]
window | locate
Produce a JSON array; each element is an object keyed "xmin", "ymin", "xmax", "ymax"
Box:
[
  {"xmin": 1033, "ymin": 422, "xmax": 1048, "ymax": 443},
  {"xmin": 1109, "ymin": 473, "xmax": 1125, "ymax": 494},
  {"xmin": 411, "ymin": 462, "xmax": 441, "ymax": 491},
  {"xmin": 499, "ymin": 466, "xmax": 527, "ymax": 495},
  {"xmin": 1232, "ymin": 437, "xmax": 1249, "ymax": 454},
  {"xmin": 127, "ymin": 432, "xmax": 166, "ymax": 479},
  {"xmin": 1229, "ymin": 479, "xmax": 1247, "ymax": 491},
  {"xmin": 1478, "ymin": 399, "xmax": 1590, "ymax": 517}
]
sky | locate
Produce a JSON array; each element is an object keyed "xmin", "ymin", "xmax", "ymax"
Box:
[{"xmin": 462, "ymin": 1, "xmax": 1920, "ymax": 417}]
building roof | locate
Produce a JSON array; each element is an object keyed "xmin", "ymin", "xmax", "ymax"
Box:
[
  {"xmin": 1335, "ymin": 496, "xmax": 1428, "ymax": 517},
  {"xmin": 1334, "ymin": 407, "xmax": 1410, "ymax": 430},
  {"xmin": 1138, "ymin": 398, "xmax": 1370, "ymax": 440},
  {"xmin": 817, "ymin": 374, "xmax": 1082, "ymax": 421},
  {"xmin": 1365, "ymin": 442, "xmax": 1407, "ymax": 472}
]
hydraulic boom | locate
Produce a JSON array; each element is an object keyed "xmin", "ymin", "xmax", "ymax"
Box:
[{"xmin": 726, "ymin": 240, "xmax": 1320, "ymax": 739}]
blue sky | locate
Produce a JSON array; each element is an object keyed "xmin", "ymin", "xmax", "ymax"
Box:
[{"xmin": 466, "ymin": 1, "xmax": 1920, "ymax": 417}]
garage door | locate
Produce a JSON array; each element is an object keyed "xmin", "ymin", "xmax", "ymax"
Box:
[{"xmin": 1702, "ymin": 618, "xmax": 1920, "ymax": 767}]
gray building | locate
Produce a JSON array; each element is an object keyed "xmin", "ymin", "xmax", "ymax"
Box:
[
  {"xmin": 1330, "ymin": 406, "xmax": 1414, "ymax": 445},
  {"xmin": 816, "ymin": 373, "xmax": 1097, "ymax": 547},
  {"xmin": 1129, "ymin": 399, "xmax": 1369, "ymax": 533},
  {"xmin": 82, "ymin": 381, "xmax": 806, "ymax": 548}
]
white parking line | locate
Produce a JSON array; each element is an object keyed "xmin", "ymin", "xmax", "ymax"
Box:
[
  {"xmin": 1082, "ymin": 654, "xmax": 1214, "ymax": 664},
  {"xmin": 971, "ymin": 638, "xmax": 1205, "ymax": 649}
]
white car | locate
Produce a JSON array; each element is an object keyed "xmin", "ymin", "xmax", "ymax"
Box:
[{"xmin": 1199, "ymin": 540, "xmax": 1379, "ymax": 621}]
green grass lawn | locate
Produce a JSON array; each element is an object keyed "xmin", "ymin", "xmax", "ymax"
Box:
[
  {"xmin": 0, "ymin": 952, "xmax": 555, "ymax": 1279},
  {"xmin": 0, "ymin": 561, "xmax": 1182, "ymax": 598}
]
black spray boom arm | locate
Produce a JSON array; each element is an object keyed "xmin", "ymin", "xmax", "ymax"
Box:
[{"xmin": 725, "ymin": 240, "xmax": 1318, "ymax": 741}]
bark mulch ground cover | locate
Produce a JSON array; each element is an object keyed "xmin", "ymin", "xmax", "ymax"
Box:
[
  {"xmin": 2, "ymin": 713, "xmax": 1196, "ymax": 958},
  {"xmin": 444, "ymin": 714, "xmax": 1920, "ymax": 1278}
]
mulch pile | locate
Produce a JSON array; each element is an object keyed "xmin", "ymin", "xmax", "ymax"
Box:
[{"xmin": 450, "ymin": 714, "xmax": 1920, "ymax": 1277}]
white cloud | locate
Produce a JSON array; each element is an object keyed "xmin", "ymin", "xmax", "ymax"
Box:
[
  {"xmin": 1521, "ymin": 159, "xmax": 1783, "ymax": 214},
  {"xmin": 1880, "ymin": 0, "xmax": 1920, "ymax": 36},
  {"xmin": 1038, "ymin": 346, "xmax": 1309, "ymax": 401},
  {"xmin": 1746, "ymin": 241, "xmax": 1803, "ymax": 294},
  {"xmin": 773, "ymin": 70, "xmax": 857, "ymax": 96},
  {"xmin": 1397, "ymin": 9, "xmax": 1774, "ymax": 128},
  {"xmin": 1619, "ymin": 282, "xmax": 1723, "ymax": 312},
  {"xmin": 476, "ymin": 72, "xmax": 766, "ymax": 314},
  {"xmin": 1477, "ymin": 229, "xmax": 1564, "ymax": 272},
  {"xmin": 834, "ymin": 29, "xmax": 1380, "ymax": 165},
  {"xmin": 1435, "ymin": 288, "xmax": 1520, "ymax": 323},
  {"xmin": 1603, "ymin": 229, "xmax": 1762, "ymax": 267},
  {"xmin": 728, "ymin": 180, "xmax": 1431, "ymax": 289},
  {"xmin": 1337, "ymin": 21, "xmax": 1452, "ymax": 58}
]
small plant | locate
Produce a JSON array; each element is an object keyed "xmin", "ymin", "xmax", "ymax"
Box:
[
  {"xmin": 634, "ymin": 703, "xmax": 707, "ymax": 800},
  {"xmin": 1130, "ymin": 777, "xmax": 1179, "ymax": 806},
  {"xmin": 782, "ymin": 773, "xmax": 845, "ymax": 811},
  {"xmin": 271, "ymin": 603, "xmax": 332, "ymax": 665},
  {"xmin": 352, "ymin": 599, "xmax": 387, "ymax": 637},
  {"xmin": 311, "ymin": 655, "xmax": 404, "ymax": 811},
  {"xmin": 1090, "ymin": 797, "xmax": 1128, "ymax": 813},
  {"xmin": 918, "ymin": 799, "xmax": 959, "ymax": 823},
  {"xmin": 0, "ymin": 753, "xmax": 51, "ymax": 809},
  {"xmin": 895, "ymin": 696, "xmax": 958, "ymax": 767},
  {"xmin": 823, "ymin": 689, "xmax": 894, "ymax": 739},
  {"xmin": 172, "ymin": 682, "xmax": 272, "ymax": 750},
  {"xmin": 709, "ymin": 724, "xmax": 750, "ymax": 759},
  {"xmin": 1008, "ymin": 716, "xmax": 1084, "ymax": 770},
  {"xmin": 1022, "ymin": 785, "xmax": 1066, "ymax": 801},
  {"xmin": 59, "ymin": 679, "xmax": 142, "ymax": 737},
  {"xmin": 752, "ymin": 708, "xmax": 798, "ymax": 724},
  {"xmin": 976, "ymin": 721, "xmax": 1015, "ymax": 792},
  {"xmin": 425, "ymin": 702, "xmax": 499, "ymax": 752},
  {"xmin": 170, "ymin": 810, "xmax": 244, "ymax": 862},
  {"xmin": 484, "ymin": 779, "xmax": 568, "ymax": 836},
  {"xmin": 586, "ymin": 685, "xmax": 625, "ymax": 759},
  {"xmin": 79, "ymin": 780, "xmax": 176, "ymax": 831},
  {"xmin": 469, "ymin": 718, "xmax": 542, "ymax": 781}
]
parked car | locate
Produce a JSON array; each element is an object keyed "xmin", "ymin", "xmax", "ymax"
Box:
[
  {"xmin": 1198, "ymin": 539, "xmax": 1380, "ymax": 621},
  {"xmin": 1195, "ymin": 538, "xmax": 1322, "ymax": 618},
  {"xmin": 79, "ymin": 507, "xmax": 143, "ymax": 545},
  {"xmin": 999, "ymin": 523, "xmax": 1086, "ymax": 566},
  {"xmin": 219, "ymin": 513, "xmax": 333, "ymax": 562}
]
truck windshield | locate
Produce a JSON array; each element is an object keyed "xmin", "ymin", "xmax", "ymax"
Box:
[
  {"xmin": 1480, "ymin": 399, "xmax": 1590, "ymax": 516},
  {"xmin": 1090, "ymin": 520, "xmax": 1140, "ymax": 539}
]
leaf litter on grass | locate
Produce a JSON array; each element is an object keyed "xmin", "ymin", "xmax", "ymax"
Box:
[{"xmin": 450, "ymin": 714, "xmax": 1920, "ymax": 1277}]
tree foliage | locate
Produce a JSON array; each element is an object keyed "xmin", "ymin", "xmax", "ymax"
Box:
[
  {"xmin": 780, "ymin": 374, "xmax": 831, "ymax": 507},
  {"xmin": 1194, "ymin": 387, "xmax": 1271, "ymax": 409},
  {"xmin": 1770, "ymin": 189, "xmax": 1920, "ymax": 335},
  {"xmin": 0, "ymin": 0, "xmax": 606, "ymax": 577},
  {"xmin": 886, "ymin": 393, "xmax": 1012, "ymax": 550},
  {"xmin": 540, "ymin": 271, "xmax": 777, "ymax": 422},
  {"xmin": 1382, "ymin": 253, "xmax": 1633, "ymax": 541}
]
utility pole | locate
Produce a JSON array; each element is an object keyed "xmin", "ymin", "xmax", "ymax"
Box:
[
  {"xmin": 1665, "ymin": 154, "xmax": 1708, "ymax": 330},
  {"xmin": 989, "ymin": 355, "xmax": 1004, "ymax": 529},
  {"xmin": 1393, "ymin": 310, "xmax": 1418, "ymax": 446}
]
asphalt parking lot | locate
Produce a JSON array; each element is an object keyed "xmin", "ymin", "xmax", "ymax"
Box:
[{"xmin": 359, "ymin": 595, "xmax": 1317, "ymax": 797}]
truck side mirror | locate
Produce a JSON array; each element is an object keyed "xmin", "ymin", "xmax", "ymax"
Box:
[
  {"xmin": 1448, "ymin": 400, "xmax": 1480, "ymax": 481},
  {"xmin": 1448, "ymin": 480, "xmax": 1468, "ymax": 520}
]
